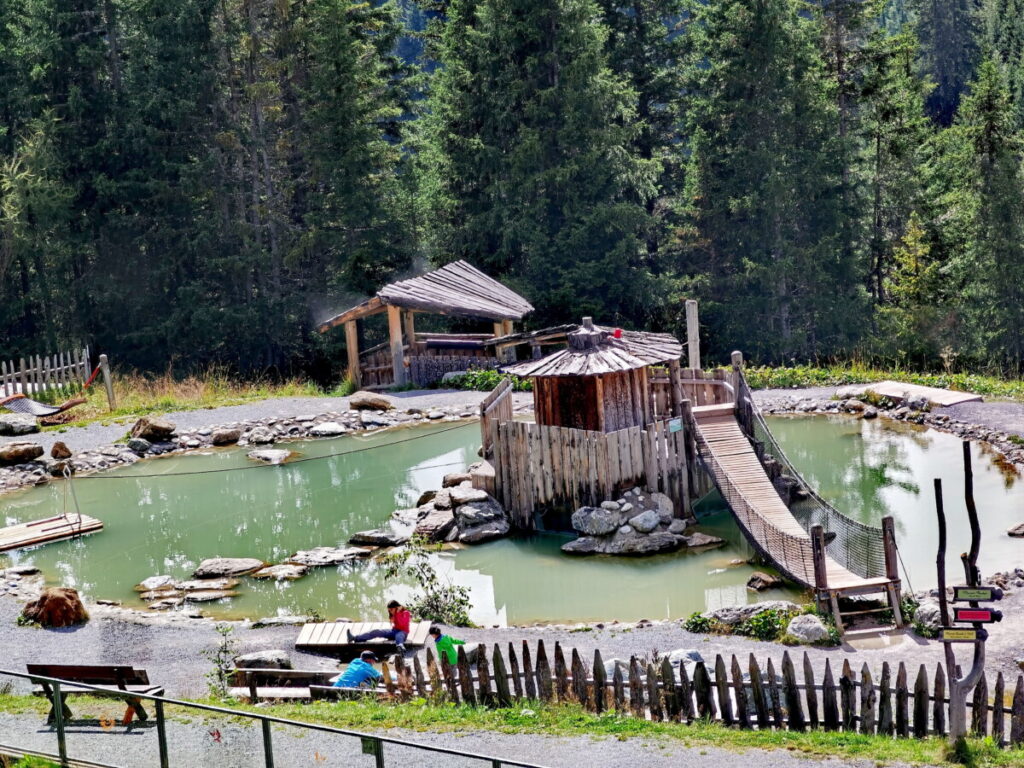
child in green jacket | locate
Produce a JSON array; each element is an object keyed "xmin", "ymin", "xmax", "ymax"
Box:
[{"xmin": 429, "ymin": 626, "xmax": 476, "ymax": 665}]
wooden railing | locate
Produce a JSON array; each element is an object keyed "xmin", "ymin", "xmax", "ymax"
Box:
[
  {"xmin": 479, "ymin": 378, "xmax": 514, "ymax": 458},
  {"xmin": 1, "ymin": 348, "xmax": 90, "ymax": 399}
]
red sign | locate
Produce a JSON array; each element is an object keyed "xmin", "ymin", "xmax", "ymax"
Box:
[{"xmin": 953, "ymin": 607, "xmax": 1002, "ymax": 623}]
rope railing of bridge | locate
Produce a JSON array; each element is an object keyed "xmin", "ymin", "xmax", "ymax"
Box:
[
  {"xmin": 692, "ymin": 427, "xmax": 818, "ymax": 586},
  {"xmin": 736, "ymin": 371, "xmax": 887, "ymax": 580}
]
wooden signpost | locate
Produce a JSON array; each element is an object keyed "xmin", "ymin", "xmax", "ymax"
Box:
[{"xmin": 934, "ymin": 440, "xmax": 1002, "ymax": 744}]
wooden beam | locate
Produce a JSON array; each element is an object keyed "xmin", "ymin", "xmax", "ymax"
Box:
[
  {"xmin": 388, "ymin": 305, "xmax": 407, "ymax": 386},
  {"xmin": 345, "ymin": 321, "xmax": 361, "ymax": 388},
  {"xmin": 685, "ymin": 300, "xmax": 700, "ymax": 369},
  {"xmin": 317, "ymin": 296, "xmax": 386, "ymax": 333},
  {"xmin": 403, "ymin": 310, "xmax": 416, "ymax": 349}
]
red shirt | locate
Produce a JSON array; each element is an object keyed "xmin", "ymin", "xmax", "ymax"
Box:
[{"xmin": 391, "ymin": 609, "xmax": 411, "ymax": 633}]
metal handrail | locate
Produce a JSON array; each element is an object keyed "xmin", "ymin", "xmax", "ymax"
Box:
[{"xmin": 0, "ymin": 668, "xmax": 550, "ymax": 768}]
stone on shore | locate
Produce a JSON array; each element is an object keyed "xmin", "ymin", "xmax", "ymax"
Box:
[
  {"xmin": 252, "ymin": 564, "xmax": 309, "ymax": 581},
  {"xmin": 442, "ymin": 472, "xmax": 472, "ymax": 488},
  {"xmin": 747, "ymin": 571, "xmax": 783, "ymax": 591},
  {"xmin": 184, "ymin": 590, "xmax": 239, "ymax": 602},
  {"xmin": 349, "ymin": 392, "xmax": 392, "ymax": 411},
  {"xmin": 913, "ymin": 599, "xmax": 942, "ymax": 631},
  {"xmin": 628, "ymin": 509, "xmax": 660, "ymax": 534},
  {"xmin": 683, "ymin": 532, "xmax": 726, "ymax": 549},
  {"xmin": 309, "ymin": 422, "xmax": 348, "ymax": 437},
  {"xmin": 192, "ymin": 558, "xmax": 264, "ymax": 578},
  {"xmin": 21, "ymin": 587, "xmax": 89, "ymax": 628},
  {"xmin": 211, "ymin": 428, "xmax": 243, "ymax": 446},
  {"xmin": 246, "ymin": 427, "xmax": 275, "ymax": 444},
  {"xmin": 134, "ymin": 575, "xmax": 177, "ymax": 592},
  {"xmin": 561, "ymin": 536, "xmax": 603, "ymax": 555},
  {"xmin": 0, "ymin": 441, "xmax": 43, "ymax": 465},
  {"xmin": 234, "ymin": 650, "xmax": 292, "ymax": 670},
  {"xmin": 248, "ymin": 449, "xmax": 292, "ymax": 465},
  {"xmin": 127, "ymin": 437, "xmax": 152, "ymax": 454},
  {"xmin": 704, "ymin": 600, "xmax": 800, "ymax": 626},
  {"xmin": 176, "ymin": 578, "xmax": 242, "ymax": 592},
  {"xmin": 0, "ymin": 414, "xmax": 39, "ymax": 436},
  {"xmin": 449, "ymin": 484, "xmax": 488, "ymax": 506},
  {"xmin": 349, "ymin": 527, "xmax": 410, "ymax": 547},
  {"xmin": 50, "ymin": 441, "xmax": 73, "ymax": 460},
  {"xmin": 415, "ymin": 506, "xmax": 457, "ymax": 541},
  {"xmin": 130, "ymin": 416, "xmax": 177, "ymax": 442},
  {"xmin": 455, "ymin": 498, "xmax": 510, "ymax": 543},
  {"xmin": 607, "ymin": 531, "xmax": 683, "ymax": 555},
  {"xmin": 287, "ymin": 547, "xmax": 370, "ymax": 567},
  {"xmin": 786, "ymin": 613, "xmax": 830, "ymax": 643},
  {"xmin": 571, "ymin": 506, "xmax": 620, "ymax": 536}
]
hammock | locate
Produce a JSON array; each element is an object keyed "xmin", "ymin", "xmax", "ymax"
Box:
[{"xmin": 0, "ymin": 393, "xmax": 87, "ymax": 417}]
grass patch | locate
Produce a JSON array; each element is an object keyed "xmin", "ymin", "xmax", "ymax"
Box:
[{"xmin": 743, "ymin": 363, "xmax": 1024, "ymax": 400}]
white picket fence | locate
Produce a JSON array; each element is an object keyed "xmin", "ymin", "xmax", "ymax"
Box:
[{"xmin": 0, "ymin": 347, "xmax": 91, "ymax": 399}]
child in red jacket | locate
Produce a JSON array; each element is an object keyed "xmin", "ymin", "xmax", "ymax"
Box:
[{"xmin": 349, "ymin": 600, "xmax": 410, "ymax": 652}]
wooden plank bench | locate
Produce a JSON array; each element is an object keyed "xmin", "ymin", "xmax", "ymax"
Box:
[
  {"xmin": 309, "ymin": 684, "xmax": 387, "ymax": 701},
  {"xmin": 26, "ymin": 664, "xmax": 163, "ymax": 725},
  {"xmin": 295, "ymin": 621, "xmax": 431, "ymax": 659},
  {"xmin": 228, "ymin": 668, "xmax": 337, "ymax": 702}
]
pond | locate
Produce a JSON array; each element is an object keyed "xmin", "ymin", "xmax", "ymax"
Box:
[{"xmin": 0, "ymin": 414, "xmax": 1020, "ymax": 625}]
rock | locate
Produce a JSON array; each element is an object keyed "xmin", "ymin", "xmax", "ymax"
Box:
[
  {"xmin": 455, "ymin": 499, "xmax": 505, "ymax": 527},
  {"xmin": 651, "ymin": 492, "xmax": 674, "ymax": 519},
  {"xmin": 863, "ymin": 407, "xmax": 878, "ymax": 420},
  {"xmin": 667, "ymin": 519, "xmax": 689, "ymax": 535},
  {"xmin": 349, "ymin": 391, "xmax": 392, "ymax": 411},
  {"xmin": 248, "ymin": 449, "xmax": 292, "ymax": 465},
  {"xmin": 148, "ymin": 597, "xmax": 185, "ymax": 610},
  {"xmin": 600, "ymin": 500, "xmax": 621, "ymax": 512},
  {"xmin": 184, "ymin": 590, "xmax": 239, "ymax": 602},
  {"xmin": 602, "ymin": 658, "xmax": 628, "ymax": 678},
  {"xmin": 252, "ymin": 616, "xmax": 312, "ymax": 628},
  {"xmin": 288, "ymin": 547, "xmax": 370, "ymax": 567},
  {"xmin": 139, "ymin": 589, "xmax": 184, "ymax": 601},
  {"xmin": 127, "ymin": 437, "xmax": 152, "ymax": 454},
  {"xmin": 234, "ymin": 650, "xmax": 293, "ymax": 670},
  {"xmin": 459, "ymin": 517, "xmax": 510, "ymax": 544},
  {"xmin": 0, "ymin": 441, "xmax": 43, "ymax": 465},
  {"xmin": 4, "ymin": 565, "xmax": 40, "ymax": 576},
  {"xmin": 252, "ymin": 564, "xmax": 309, "ymax": 581},
  {"xmin": 442, "ymin": 472, "xmax": 472, "ymax": 488},
  {"xmin": 416, "ymin": 490, "xmax": 437, "ymax": 506},
  {"xmin": 747, "ymin": 571, "xmax": 783, "ymax": 591},
  {"xmin": 192, "ymin": 558, "xmax": 264, "ymax": 578},
  {"xmin": 247, "ymin": 427, "xmax": 275, "ymax": 444},
  {"xmin": 130, "ymin": 416, "xmax": 176, "ymax": 441},
  {"xmin": 561, "ymin": 536, "xmax": 603, "ymax": 554},
  {"xmin": 211, "ymin": 428, "xmax": 243, "ymax": 446},
  {"xmin": 50, "ymin": 441, "xmax": 72, "ymax": 460},
  {"xmin": 571, "ymin": 506, "xmax": 621, "ymax": 536},
  {"xmin": 415, "ymin": 506, "xmax": 457, "ymax": 542},
  {"xmin": 683, "ymin": 532, "xmax": 726, "ymax": 549},
  {"xmin": 20, "ymin": 587, "xmax": 88, "ymax": 628},
  {"xmin": 349, "ymin": 528, "xmax": 410, "ymax": 547},
  {"xmin": 310, "ymin": 422, "xmax": 348, "ymax": 437},
  {"xmin": 176, "ymin": 578, "xmax": 241, "ymax": 591},
  {"xmin": 1008, "ymin": 523, "xmax": 1024, "ymax": 538},
  {"xmin": 786, "ymin": 613, "xmax": 831, "ymax": 643},
  {"xmin": 0, "ymin": 414, "xmax": 39, "ymax": 436},
  {"xmin": 705, "ymin": 600, "xmax": 801, "ymax": 626},
  {"xmin": 914, "ymin": 599, "xmax": 943, "ymax": 631},
  {"xmin": 667, "ymin": 648, "xmax": 704, "ymax": 670},
  {"xmin": 449, "ymin": 485, "xmax": 488, "ymax": 506},
  {"xmin": 605, "ymin": 532, "xmax": 684, "ymax": 556},
  {"xmin": 431, "ymin": 489, "xmax": 452, "ymax": 510},
  {"xmin": 359, "ymin": 411, "xmax": 391, "ymax": 428},
  {"xmin": 844, "ymin": 399, "xmax": 865, "ymax": 413},
  {"xmin": 627, "ymin": 509, "xmax": 661, "ymax": 534},
  {"xmin": 134, "ymin": 575, "xmax": 177, "ymax": 592},
  {"xmin": 426, "ymin": 410, "xmax": 444, "ymax": 420}
]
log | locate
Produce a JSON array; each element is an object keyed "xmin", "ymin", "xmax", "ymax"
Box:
[
  {"xmin": 629, "ymin": 657, "xmax": 645, "ymax": 718},
  {"xmin": 860, "ymin": 664, "xmax": 876, "ymax": 735},
  {"xmin": 731, "ymin": 655, "xmax": 750, "ymax": 730},
  {"xmin": 554, "ymin": 643, "xmax": 570, "ymax": 703},
  {"xmin": 715, "ymin": 655, "xmax": 734, "ymax": 726},
  {"xmin": 522, "ymin": 641, "xmax": 537, "ymax": 700},
  {"xmin": 993, "ymin": 672, "xmax": 1005, "ymax": 746},
  {"xmin": 458, "ymin": 646, "xmax": 476, "ymax": 706},
  {"xmin": 840, "ymin": 660, "xmax": 855, "ymax": 732},
  {"xmin": 913, "ymin": 664, "xmax": 929, "ymax": 738},
  {"xmin": 766, "ymin": 658, "xmax": 784, "ymax": 728},
  {"xmin": 413, "ymin": 656, "xmax": 428, "ymax": 698},
  {"xmin": 647, "ymin": 663, "xmax": 663, "ymax": 722},
  {"xmin": 693, "ymin": 661, "xmax": 716, "ymax": 720},
  {"xmin": 535, "ymin": 641, "xmax": 553, "ymax": 703},
  {"xmin": 749, "ymin": 655, "xmax": 770, "ymax": 730},
  {"xmin": 822, "ymin": 659, "xmax": 840, "ymax": 732},
  {"xmin": 493, "ymin": 645, "xmax": 512, "ymax": 708},
  {"xmin": 593, "ymin": 650, "xmax": 608, "ymax": 714},
  {"xmin": 613, "ymin": 661, "xmax": 626, "ymax": 714},
  {"xmin": 972, "ymin": 673, "xmax": 988, "ymax": 737},
  {"xmin": 782, "ymin": 652, "xmax": 804, "ymax": 732},
  {"xmin": 572, "ymin": 649, "xmax": 590, "ymax": 709},
  {"xmin": 678, "ymin": 659, "xmax": 694, "ymax": 723},
  {"xmin": 1010, "ymin": 676, "xmax": 1024, "ymax": 746},
  {"xmin": 933, "ymin": 664, "xmax": 946, "ymax": 737},
  {"xmin": 803, "ymin": 652, "xmax": 819, "ymax": 729},
  {"xmin": 878, "ymin": 662, "xmax": 893, "ymax": 736},
  {"xmin": 895, "ymin": 662, "xmax": 909, "ymax": 737},
  {"xmin": 661, "ymin": 657, "xmax": 679, "ymax": 722},
  {"xmin": 508, "ymin": 643, "xmax": 523, "ymax": 701}
]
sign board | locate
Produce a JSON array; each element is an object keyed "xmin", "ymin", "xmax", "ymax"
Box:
[
  {"xmin": 940, "ymin": 627, "xmax": 988, "ymax": 643},
  {"xmin": 953, "ymin": 607, "xmax": 1002, "ymax": 623},
  {"xmin": 668, "ymin": 418, "xmax": 683, "ymax": 434},
  {"xmin": 361, "ymin": 737, "xmax": 380, "ymax": 757},
  {"xmin": 953, "ymin": 586, "xmax": 1003, "ymax": 602}
]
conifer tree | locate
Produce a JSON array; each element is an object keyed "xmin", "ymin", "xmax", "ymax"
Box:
[{"xmin": 914, "ymin": 0, "xmax": 980, "ymax": 124}]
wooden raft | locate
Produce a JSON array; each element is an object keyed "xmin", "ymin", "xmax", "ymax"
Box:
[
  {"xmin": 296, "ymin": 621, "xmax": 431, "ymax": 654},
  {"xmin": 0, "ymin": 514, "xmax": 103, "ymax": 552},
  {"xmin": 847, "ymin": 380, "xmax": 982, "ymax": 408}
]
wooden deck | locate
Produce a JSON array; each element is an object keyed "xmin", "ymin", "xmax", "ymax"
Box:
[
  {"xmin": 848, "ymin": 380, "xmax": 982, "ymax": 407},
  {"xmin": 296, "ymin": 621, "xmax": 432, "ymax": 654},
  {"xmin": 0, "ymin": 514, "xmax": 103, "ymax": 552}
]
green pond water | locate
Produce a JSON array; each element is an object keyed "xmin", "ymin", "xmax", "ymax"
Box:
[{"xmin": 0, "ymin": 415, "xmax": 1020, "ymax": 625}]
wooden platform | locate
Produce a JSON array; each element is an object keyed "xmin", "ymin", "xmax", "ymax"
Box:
[
  {"xmin": 849, "ymin": 380, "xmax": 982, "ymax": 408},
  {"xmin": 296, "ymin": 621, "xmax": 431, "ymax": 657},
  {"xmin": 0, "ymin": 514, "xmax": 103, "ymax": 552}
]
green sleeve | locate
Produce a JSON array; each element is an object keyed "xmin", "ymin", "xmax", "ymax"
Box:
[{"xmin": 453, "ymin": 638, "xmax": 466, "ymax": 646}]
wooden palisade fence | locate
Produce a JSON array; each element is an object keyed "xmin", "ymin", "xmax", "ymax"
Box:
[
  {"xmin": 0, "ymin": 347, "xmax": 90, "ymax": 400},
  {"xmin": 342, "ymin": 643, "xmax": 1024, "ymax": 748}
]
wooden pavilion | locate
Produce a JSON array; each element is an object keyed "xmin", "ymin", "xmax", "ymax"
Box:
[{"xmin": 317, "ymin": 261, "xmax": 533, "ymax": 389}]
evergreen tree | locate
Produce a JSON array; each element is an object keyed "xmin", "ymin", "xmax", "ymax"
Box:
[
  {"xmin": 914, "ymin": 0, "xmax": 980, "ymax": 125},
  {"xmin": 981, "ymin": 0, "xmax": 1024, "ymax": 128}
]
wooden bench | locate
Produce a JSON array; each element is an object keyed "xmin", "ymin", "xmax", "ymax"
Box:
[
  {"xmin": 309, "ymin": 684, "xmax": 387, "ymax": 701},
  {"xmin": 26, "ymin": 664, "xmax": 164, "ymax": 725},
  {"xmin": 228, "ymin": 668, "xmax": 337, "ymax": 702},
  {"xmin": 295, "ymin": 621, "xmax": 431, "ymax": 659}
]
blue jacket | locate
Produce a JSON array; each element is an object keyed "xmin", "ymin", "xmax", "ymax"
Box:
[{"xmin": 333, "ymin": 659, "xmax": 382, "ymax": 689}]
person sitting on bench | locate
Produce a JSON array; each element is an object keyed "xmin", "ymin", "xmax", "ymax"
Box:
[
  {"xmin": 330, "ymin": 651, "xmax": 382, "ymax": 689},
  {"xmin": 429, "ymin": 626, "xmax": 477, "ymax": 665},
  {"xmin": 347, "ymin": 600, "xmax": 411, "ymax": 652}
]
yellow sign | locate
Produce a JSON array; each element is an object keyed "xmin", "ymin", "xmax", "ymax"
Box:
[{"xmin": 942, "ymin": 628, "xmax": 977, "ymax": 641}]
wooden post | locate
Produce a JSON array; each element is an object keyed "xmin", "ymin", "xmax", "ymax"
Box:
[
  {"xmin": 99, "ymin": 354, "xmax": 115, "ymax": 410},
  {"xmin": 668, "ymin": 359, "xmax": 684, "ymax": 418},
  {"xmin": 593, "ymin": 650, "xmax": 608, "ymax": 714},
  {"xmin": 993, "ymin": 672, "xmax": 1005, "ymax": 745},
  {"xmin": 522, "ymin": 641, "xmax": 537, "ymax": 700},
  {"xmin": 535, "ymin": 641, "xmax": 553, "ymax": 703},
  {"xmin": 678, "ymin": 660, "xmax": 694, "ymax": 723},
  {"xmin": 685, "ymin": 299, "xmax": 700, "ymax": 369},
  {"xmin": 913, "ymin": 665, "xmax": 930, "ymax": 738},
  {"xmin": 878, "ymin": 662, "xmax": 894, "ymax": 735},
  {"xmin": 661, "ymin": 657, "xmax": 679, "ymax": 722},
  {"xmin": 766, "ymin": 658, "xmax": 784, "ymax": 728},
  {"xmin": 426, "ymin": 649, "xmax": 444, "ymax": 700},
  {"xmin": 508, "ymin": 643, "xmax": 523, "ymax": 700},
  {"xmin": 731, "ymin": 655, "xmax": 750, "ymax": 729},
  {"xmin": 749, "ymin": 655, "xmax": 770, "ymax": 729},
  {"xmin": 629, "ymin": 657, "xmax": 645, "ymax": 717},
  {"xmin": 613, "ymin": 663, "xmax": 626, "ymax": 714},
  {"xmin": 972, "ymin": 674, "xmax": 988, "ymax": 737},
  {"xmin": 803, "ymin": 653, "xmax": 819, "ymax": 729},
  {"xmin": 934, "ymin": 664, "xmax": 947, "ymax": 737},
  {"xmin": 860, "ymin": 664, "xmax": 876, "ymax": 735},
  {"xmin": 477, "ymin": 644, "xmax": 494, "ymax": 707},
  {"xmin": 387, "ymin": 305, "xmax": 407, "ymax": 387},
  {"xmin": 693, "ymin": 661, "xmax": 715, "ymax": 719},
  {"xmin": 413, "ymin": 656, "xmax": 428, "ymax": 698},
  {"xmin": 715, "ymin": 655, "xmax": 733, "ymax": 725},
  {"xmin": 403, "ymin": 311, "xmax": 416, "ymax": 349},
  {"xmin": 493, "ymin": 645, "xmax": 512, "ymax": 708},
  {"xmin": 840, "ymin": 660, "xmax": 855, "ymax": 731},
  {"xmin": 647, "ymin": 663, "xmax": 663, "ymax": 721},
  {"xmin": 896, "ymin": 662, "xmax": 910, "ymax": 737},
  {"xmin": 554, "ymin": 643, "xmax": 570, "ymax": 702},
  {"xmin": 344, "ymin": 321, "xmax": 361, "ymax": 389},
  {"xmin": 822, "ymin": 660, "xmax": 840, "ymax": 731},
  {"xmin": 730, "ymin": 351, "xmax": 743, "ymax": 413},
  {"xmin": 1013, "ymin": 676, "xmax": 1024, "ymax": 745},
  {"xmin": 783, "ymin": 652, "xmax": 805, "ymax": 731},
  {"xmin": 572, "ymin": 649, "xmax": 590, "ymax": 709},
  {"xmin": 457, "ymin": 646, "xmax": 476, "ymax": 706}
]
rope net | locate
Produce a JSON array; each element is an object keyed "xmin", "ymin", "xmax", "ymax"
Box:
[{"xmin": 737, "ymin": 372, "xmax": 887, "ymax": 580}]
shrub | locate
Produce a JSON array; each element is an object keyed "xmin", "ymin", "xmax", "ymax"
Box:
[
  {"xmin": 735, "ymin": 609, "xmax": 792, "ymax": 641},
  {"xmin": 683, "ymin": 612, "xmax": 712, "ymax": 633},
  {"xmin": 380, "ymin": 536, "xmax": 474, "ymax": 627},
  {"xmin": 442, "ymin": 369, "xmax": 532, "ymax": 392}
]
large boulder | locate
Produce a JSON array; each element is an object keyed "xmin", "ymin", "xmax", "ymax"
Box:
[
  {"xmin": 561, "ymin": 536, "xmax": 603, "ymax": 555},
  {"xmin": 666, "ymin": 648, "xmax": 704, "ymax": 671},
  {"xmin": 914, "ymin": 599, "xmax": 943, "ymax": 631},
  {"xmin": 176, "ymin": 578, "xmax": 242, "ymax": 591},
  {"xmin": 0, "ymin": 414, "xmax": 39, "ymax": 436},
  {"xmin": 449, "ymin": 485, "xmax": 488, "ymax": 506},
  {"xmin": 0, "ymin": 441, "xmax": 43, "ymax": 465},
  {"xmin": 134, "ymin": 575, "xmax": 177, "ymax": 592},
  {"xmin": 571, "ymin": 506, "xmax": 621, "ymax": 537},
  {"xmin": 234, "ymin": 650, "xmax": 292, "ymax": 670},
  {"xmin": 21, "ymin": 587, "xmax": 88, "ymax": 628},
  {"xmin": 130, "ymin": 416, "xmax": 176, "ymax": 442},
  {"xmin": 246, "ymin": 427, "xmax": 275, "ymax": 445},
  {"xmin": 248, "ymin": 449, "xmax": 292, "ymax": 465},
  {"xmin": 705, "ymin": 600, "xmax": 801, "ymax": 627},
  {"xmin": 349, "ymin": 392, "xmax": 392, "ymax": 411},
  {"xmin": 251, "ymin": 564, "xmax": 309, "ymax": 581},
  {"xmin": 683, "ymin": 532, "xmax": 726, "ymax": 549},
  {"xmin": 287, "ymin": 547, "xmax": 370, "ymax": 567},
  {"xmin": 309, "ymin": 422, "xmax": 348, "ymax": 437},
  {"xmin": 415, "ymin": 506, "xmax": 457, "ymax": 542},
  {"xmin": 442, "ymin": 472, "xmax": 472, "ymax": 488},
  {"xmin": 211, "ymin": 428, "xmax": 242, "ymax": 446},
  {"xmin": 606, "ymin": 532, "xmax": 684, "ymax": 556},
  {"xmin": 127, "ymin": 438, "xmax": 152, "ymax": 454},
  {"xmin": 349, "ymin": 527, "xmax": 410, "ymax": 547},
  {"xmin": 747, "ymin": 571, "xmax": 783, "ymax": 591},
  {"xmin": 455, "ymin": 499, "xmax": 505, "ymax": 528},
  {"xmin": 787, "ymin": 613, "xmax": 831, "ymax": 644},
  {"xmin": 50, "ymin": 441, "xmax": 73, "ymax": 460},
  {"xmin": 459, "ymin": 517, "xmax": 510, "ymax": 544},
  {"xmin": 627, "ymin": 509, "xmax": 660, "ymax": 534},
  {"xmin": 192, "ymin": 557, "xmax": 264, "ymax": 578}
]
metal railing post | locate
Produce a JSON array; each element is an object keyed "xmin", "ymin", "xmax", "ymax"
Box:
[
  {"xmin": 261, "ymin": 718, "xmax": 275, "ymax": 768},
  {"xmin": 51, "ymin": 680, "xmax": 68, "ymax": 767},
  {"xmin": 155, "ymin": 699, "xmax": 170, "ymax": 768},
  {"xmin": 375, "ymin": 737, "xmax": 385, "ymax": 768}
]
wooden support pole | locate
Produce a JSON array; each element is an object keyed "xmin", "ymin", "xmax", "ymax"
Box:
[
  {"xmin": 99, "ymin": 354, "xmax": 116, "ymax": 410},
  {"xmin": 387, "ymin": 305, "xmax": 407, "ymax": 387},
  {"xmin": 668, "ymin": 359, "xmax": 684, "ymax": 418},
  {"xmin": 403, "ymin": 311, "xmax": 416, "ymax": 349},
  {"xmin": 344, "ymin": 321, "xmax": 361, "ymax": 388},
  {"xmin": 685, "ymin": 299, "xmax": 700, "ymax": 369}
]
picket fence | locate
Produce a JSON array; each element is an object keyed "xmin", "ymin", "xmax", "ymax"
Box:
[{"xmin": 0, "ymin": 348, "xmax": 90, "ymax": 399}]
